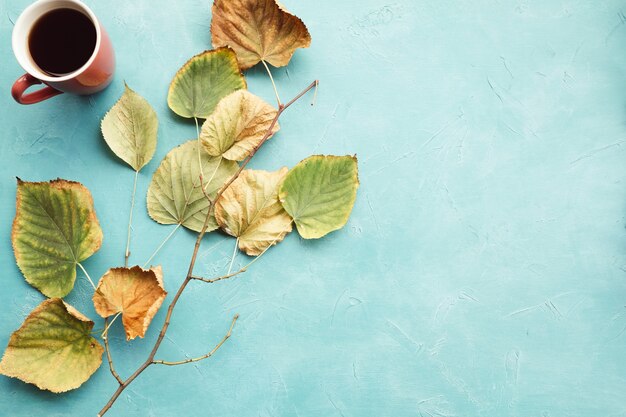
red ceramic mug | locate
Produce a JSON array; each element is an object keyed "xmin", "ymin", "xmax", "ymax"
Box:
[{"xmin": 11, "ymin": 0, "xmax": 115, "ymax": 104}]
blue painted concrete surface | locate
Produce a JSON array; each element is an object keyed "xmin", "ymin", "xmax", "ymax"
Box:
[{"xmin": 1, "ymin": 0, "xmax": 626, "ymax": 416}]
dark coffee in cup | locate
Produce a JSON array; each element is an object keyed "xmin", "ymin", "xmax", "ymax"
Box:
[{"xmin": 28, "ymin": 8, "xmax": 96, "ymax": 76}]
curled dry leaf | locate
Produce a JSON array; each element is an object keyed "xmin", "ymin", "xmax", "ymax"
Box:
[
  {"xmin": 216, "ymin": 168, "xmax": 292, "ymax": 255},
  {"xmin": 279, "ymin": 155, "xmax": 359, "ymax": 239},
  {"xmin": 211, "ymin": 0, "xmax": 311, "ymax": 70},
  {"xmin": 93, "ymin": 266, "xmax": 167, "ymax": 340},
  {"xmin": 12, "ymin": 179, "xmax": 103, "ymax": 298},
  {"xmin": 147, "ymin": 140, "xmax": 239, "ymax": 232},
  {"xmin": 0, "ymin": 298, "xmax": 103, "ymax": 393},
  {"xmin": 101, "ymin": 84, "xmax": 158, "ymax": 171},
  {"xmin": 200, "ymin": 90, "xmax": 280, "ymax": 161},
  {"xmin": 167, "ymin": 47, "xmax": 247, "ymax": 119}
]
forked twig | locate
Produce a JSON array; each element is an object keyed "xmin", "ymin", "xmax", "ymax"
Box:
[{"xmin": 97, "ymin": 80, "xmax": 318, "ymax": 417}]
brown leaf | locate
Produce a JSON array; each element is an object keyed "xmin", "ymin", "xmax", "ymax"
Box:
[
  {"xmin": 93, "ymin": 266, "xmax": 167, "ymax": 340},
  {"xmin": 211, "ymin": 0, "xmax": 311, "ymax": 70}
]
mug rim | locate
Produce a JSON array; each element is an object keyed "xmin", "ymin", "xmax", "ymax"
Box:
[{"xmin": 12, "ymin": 0, "xmax": 102, "ymax": 83}]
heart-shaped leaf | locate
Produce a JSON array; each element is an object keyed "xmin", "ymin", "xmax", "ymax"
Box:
[
  {"xmin": 101, "ymin": 84, "xmax": 158, "ymax": 172},
  {"xmin": 93, "ymin": 266, "xmax": 167, "ymax": 340},
  {"xmin": 147, "ymin": 140, "xmax": 239, "ymax": 232},
  {"xmin": 200, "ymin": 90, "xmax": 279, "ymax": 161},
  {"xmin": 279, "ymin": 155, "xmax": 359, "ymax": 239},
  {"xmin": 0, "ymin": 298, "xmax": 103, "ymax": 393},
  {"xmin": 12, "ymin": 179, "xmax": 103, "ymax": 298},
  {"xmin": 167, "ymin": 48, "xmax": 247, "ymax": 119},
  {"xmin": 216, "ymin": 168, "xmax": 292, "ymax": 255},
  {"xmin": 211, "ymin": 0, "xmax": 311, "ymax": 70}
]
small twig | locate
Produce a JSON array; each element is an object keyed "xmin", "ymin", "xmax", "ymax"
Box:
[
  {"xmin": 152, "ymin": 314, "xmax": 239, "ymax": 366},
  {"xmin": 191, "ymin": 269, "xmax": 246, "ymax": 284},
  {"xmin": 261, "ymin": 60, "xmax": 282, "ymax": 106},
  {"xmin": 98, "ymin": 80, "xmax": 318, "ymax": 417},
  {"xmin": 77, "ymin": 262, "xmax": 96, "ymax": 290},
  {"xmin": 192, "ymin": 234, "xmax": 283, "ymax": 284},
  {"xmin": 125, "ymin": 170, "xmax": 139, "ymax": 267},
  {"xmin": 102, "ymin": 317, "xmax": 123, "ymax": 385},
  {"xmin": 143, "ymin": 224, "xmax": 181, "ymax": 267}
]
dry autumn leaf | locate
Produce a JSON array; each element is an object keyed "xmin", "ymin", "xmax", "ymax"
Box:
[
  {"xmin": 0, "ymin": 298, "xmax": 103, "ymax": 393},
  {"xmin": 93, "ymin": 266, "xmax": 167, "ymax": 340},
  {"xmin": 200, "ymin": 90, "xmax": 280, "ymax": 161},
  {"xmin": 147, "ymin": 140, "xmax": 239, "ymax": 232},
  {"xmin": 12, "ymin": 179, "xmax": 103, "ymax": 298},
  {"xmin": 211, "ymin": 0, "xmax": 312, "ymax": 70},
  {"xmin": 215, "ymin": 168, "xmax": 293, "ymax": 255}
]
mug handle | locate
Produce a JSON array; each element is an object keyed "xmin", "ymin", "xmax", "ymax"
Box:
[{"xmin": 12, "ymin": 73, "xmax": 63, "ymax": 105}]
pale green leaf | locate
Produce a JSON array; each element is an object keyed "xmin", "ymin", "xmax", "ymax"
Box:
[
  {"xmin": 200, "ymin": 90, "xmax": 279, "ymax": 161},
  {"xmin": 101, "ymin": 84, "xmax": 158, "ymax": 171},
  {"xmin": 93, "ymin": 266, "xmax": 166, "ymax": 340},
  {"xmin": 12, "ymin": 179, "xmax": 103, "ymax": 298},
  {"xmin": 167, "ymin": 48, "xmax": 247, "ymax": 119},
  {"xmin": 0, "ymin": 298, "xmax": 103, "ymax": 393},
  {"xmin": 147, "ymin": 140, "xmax": 239, "ymax": 232},
  {"xmin": 216, "ymin": 168, "xmax": 292, "ymax": 255},
  {"xmin": 278, "ymin": 155, "xmax": 359, "ymax": 239}
]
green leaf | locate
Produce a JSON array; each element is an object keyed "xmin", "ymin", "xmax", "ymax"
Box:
[
  {"xmin": 167, "ymin": 48, "xmax": 247, "ymax": 119},
  {"xmin": 101, "ymin": 84, "xmax": 158, "ymax": 171},
  {"xmin": 215, "ymin": 168, "xmax": 292, "ymax": 255},
  {"xmin": 147, "ymin": 140, "xmax": 239, "ymax": 232},
  {"xmin": 0, "ymin": 298, "xmax": 103, "ymax": 393},
  {"xmin": 200, "ymin": 90, "xmax": 279, "ymax": 161},
  {"xmin": 12, "ymin": 179, "xmax": 103, "ymax": 298},
  {"xmin": 278, "ymin": 155, "xmax": 359, "ymax": 239}
]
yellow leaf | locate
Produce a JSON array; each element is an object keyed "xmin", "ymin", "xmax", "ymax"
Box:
[
  {"xmin": 216, "ymin": 168, "xmax": 293, "ymax": 255},
  {"xmin": 93, "ymin": 266, "xmax": 167, "ymax": 340},
  {"xmin": 200, "ymin": 90, "xmax": 279, "ymax": 161},
  {"xmin": 211, "ymin": 0, "xmax": 311, "ymax": 70}
]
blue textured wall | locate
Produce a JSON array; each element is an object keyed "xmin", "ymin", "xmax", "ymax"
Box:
[{"xmin": 1, "ymin": 0, "xmax": 626, "ymax": 416}]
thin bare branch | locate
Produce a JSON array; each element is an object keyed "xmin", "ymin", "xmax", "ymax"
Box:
[
  {"xmin": 152, "ymin": 314, "xmax": 239, "ymax": 366},
  {"xmin": 191, "ymin": 268, "xmax": 247, "ymax": 284},
  {"xmin": 98, "ymin": 80, "xmax": 318, "ymax": 417},
  {"xmin": 102, "ymin": 317, "xmax": 123, "ymax": 385}
]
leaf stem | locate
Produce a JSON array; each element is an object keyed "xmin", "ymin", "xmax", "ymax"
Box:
[
  {"xmin": 152, "ymin": 314, "xmax": 238, "ymax": 366},
  {"xmin": 262, "ymin": 60, "xmax": 282, "ymax": 107},
  {"xmin": 125, "ymin": 170, "xmax": 139, "ymax": 267},
  {"xmin": 143, "ymin": 224, "xmax": 181, "ymax": 268},
  {"xmin": 77, "ymin": 262, "xmax": 96, "ymax": 290},
  {"xmin": 311, "ymin": 80, "xmax": 319, "ymax": 106},
  {"xmin": 101, "ymin": 312, "xmax": 121, "ymax": 338},
  {"xmin": 227, "ymin": 238, "xmax": 239, "ymax": 275},
  {"xmin": 195, "ymin": 117, "xmax": 205, "ymax": 181},
  {"xmin": 98, "ymin": 80, "xmax": 318, "ymax": 417},
  {"xmin": 202, "ymin": 156, "xmax": 222, "ymax": 193}
]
